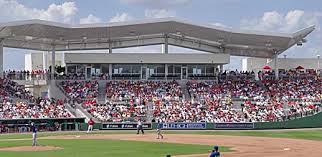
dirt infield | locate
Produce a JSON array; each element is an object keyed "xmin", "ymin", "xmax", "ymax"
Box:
[
  {"xmin": 43, "ymin": 134, "xmax": 322, "ymax": 157},
  {"xmin": 0, "ymin": 146, "xmax": 63, "ymax": 152}
]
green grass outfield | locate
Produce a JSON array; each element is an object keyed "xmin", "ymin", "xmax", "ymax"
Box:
[
  {"xmin": 2, "ymin": 129, "xmax": 322, "ymax": 141},
  {"xmin": 0, "ymin": 139, "xmax": 225, "ymax": 157},
  {"xmin": 1, "ymin": 129, "xmax": 322, "ymax": 157}
]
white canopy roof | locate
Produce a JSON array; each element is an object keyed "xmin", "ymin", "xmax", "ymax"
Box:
[{"xmin": 0, "ymin": 17, "xmax": 315, "ymax": 58}]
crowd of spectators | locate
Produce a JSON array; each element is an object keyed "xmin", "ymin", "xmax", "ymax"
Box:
[
  {"xmin": 187, "ymin": 80, "xmax": 267, "ymax": 101},
  {"xmin": 56, "ymin": 73, "xmax": 109, "ymax": 80},
  {"xmin": 0, "ymin": 98, "xmax": 72, "ymax": 119},
  {"xmin": 61, "ymin": 81, "xmax": 99, "ymax": 101},
  {"xmin": 79, "ymin": 80, "xmax": 183, "ymax": 122},
  {"xmin": 0, "ymin": 78, "xmax": 72, "ymax": 120},
  {"xmin": 83, "ymin": 101, "xmax": 147, "ymax": 122},
  {"xmin": 262, "ymin": 78, "xmax": 321, "ymax": 102},
  {"xmin": 4, "ymin": 70, "xmax": 49, "ymax": 80},
  {"xmin": 2, "ymin": 68, "xmax": 321, "ymax": 123},
  {"xmin": 241, "ymin": 99, "xmax": 320, "ymax": 122},
  {"xmin": 106, "ymin": 80, "xmax": 183, "ymax": 102},
  {"xmin": 188, "ymin": 70, "xmax": 321, "ymax": 101},
  {"xmin": 184, "ymin": 70, "xmax": 321, "ymax": 122},
  {"xmin": 0, "ymin": 78, "xmax": 34, "ymax": 101},
  {"xmin": 217, "ymin": 70, "xmax": 255, "ymax": 81},
  {"xmin": 241, "ymin": 100, "xmax": 285, "ymax": 122},
  {"xmin": 153, "ymin": 99, "xmax": 243, "ymax": 123},
  {"xmin": 74, "ymin": 70, "xmax": 320, "ymax": 123},
  {"xmin": 258, "ymin": 69, "xmax": 320, "ymax": 80}
]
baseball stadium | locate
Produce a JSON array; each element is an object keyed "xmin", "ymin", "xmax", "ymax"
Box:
[{"xmin": 0, "ymin": 1, "xmax": 322, "ymax": 157}]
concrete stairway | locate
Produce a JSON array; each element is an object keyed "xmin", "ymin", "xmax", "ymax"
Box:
[
  {"xmin": 177, "ymin": 80, "xmax": 191, "ymax": 101},
  {"xmin": 232, "ymin": 100, "xmax": 243, "ymax": 109},
  {"xmin": 146, "ymin": 102, "xmax": 154, "ymax": 122},
  {"xmin": 54, "ymin": 80, "xmax": 96, "ymax": 121},
  {"xmin": 97, "ymin": 80, "xmax": 107, "ymax": 104},
  {"xmin": 256, "ymin": 80, "xmax": 267, "ymax": 90}
]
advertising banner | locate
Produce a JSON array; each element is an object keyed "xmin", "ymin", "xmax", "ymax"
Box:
[
  {"xmin": 101, "ymin": 123, "xmax": 152, "ymax": 130},
  {"xmin": 161, "ymin": 122, "xmax": 206, "ymax": 129},
  {"xmin": 214, "ymin": 123, "xmax": 254, "ymax": 129}
]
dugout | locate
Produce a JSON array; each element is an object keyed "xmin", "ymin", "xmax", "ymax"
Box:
[{"xmin": 0, "ymin": 118, "xmax": 85, "ymax": 133}]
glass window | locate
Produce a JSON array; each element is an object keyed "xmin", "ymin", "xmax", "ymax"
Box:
[
  {"xmin": 174, "ymin": 65, "xmax": 181, "ymax": 74},
  {"xmin": 188, "ymin": 65, "xmax": 193, "ymax": 74},
  {"xmin": 113, "ymin": 64, "xmax": 141, "ymax": 74},
  {"xmin": 122, "ymin": 65, "xmax": 131, "ymax": 74},
  {"xmin": 92, "ymin": 64, "xmax": 100, "ymax": 69},
  {"xmin": 199, "ymin": 65, "xmax": 206, "ymax": 74},
  {"xmin": 145, "ymin": 64, "xmax": 165, "ymax": 75},
  {"xmin": 113, "ymin": 68, "xmax": 119, "ymax": 74},
  {"xmin": 67, "ymin": 65, "xmax": 76, "ymax": 73},
  {"xmin": 168, "ymin": 65, "xmax": 174, "ymax": 74},
  {"xmin": 187, "ymin": 65, "xmax": 208, "ymax": 75},
  {"xmin": 156, "ymin": 65, "xmax": 165, "ymax": 74},
  {"xmin": 132, "ymin": 65, "xmax": 141, "ymax": 74},
  {"xmin": 76, "ymin": 65, "xmax": 85, "ymax": 73},
  {"xmin": 149, "ymin": 68, "xmax": 155, "ymax": 75},
  {"xmin": 91, "ymin": 64, "xmax": 101, "ymax": 75},
  {"xmin": 206, "ymin": 65, "xmax": 214, "ymax": 75},
  {"xmin": 112, "ymin": 64, "xmax": 121, "ymax": 74},
  {"xmin": 101, "ymin": 64, "xmax": 109, "ymax": 74}
]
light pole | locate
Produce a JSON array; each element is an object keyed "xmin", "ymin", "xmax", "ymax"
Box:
[{"xmin": 317, "ymin": 54, "xmax": 320, "ymax": 71}]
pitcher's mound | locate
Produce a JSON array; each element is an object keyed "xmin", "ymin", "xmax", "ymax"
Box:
[{"xmin": 0, "ymin": 146, "xmax": 63, "ymax": 152}]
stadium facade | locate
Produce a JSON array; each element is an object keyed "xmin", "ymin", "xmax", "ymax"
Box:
[
  {"xmin": 0, "ymin": 18, "xmax": 315, "ymax": 96},
  {"xmin": 0, "ymin": 18, "xmax": 321, "ymax": 133}
]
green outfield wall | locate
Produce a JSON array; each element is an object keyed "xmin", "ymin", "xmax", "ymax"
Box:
[
  {"xmin": 255, "ymin": 112, "xmax": 322, "ymax": 129},
  {"xmin": 2, "ymin": 109, "xmax": 318, "ymax": 131},
  {"xmin": 52, "ymin": 112, "xmax": 322, "ymax": 131}
]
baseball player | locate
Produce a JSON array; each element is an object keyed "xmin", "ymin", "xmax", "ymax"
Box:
[
  {"xmin": 137, "ymin": 119, "xmax": 144, "ymax": 134},
  {"xmin": 87, "ymin": 118, "xmax": 95, "ymax": 133},
  {"xmin": 209, "ymin": 146, "xmax": 220, "ymax": 157},
  {"xmin": 156, "ymin": 120, "xmax": 163, "ymax": 139},
  {"xmin": 31, "ymin": 122, "xmax": 37, "ymax": 146}
]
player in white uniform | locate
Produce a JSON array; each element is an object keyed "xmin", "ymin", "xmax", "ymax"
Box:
[{"xmin": 137, "ymin": 119, "xmax": 144, "ymax": 134}]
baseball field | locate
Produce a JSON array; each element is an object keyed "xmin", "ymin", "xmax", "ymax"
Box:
[{"xmin": 1, "ymin": 129, "xmax": 322, "ymax": 157}]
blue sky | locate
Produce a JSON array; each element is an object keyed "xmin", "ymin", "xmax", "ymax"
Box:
[{"xmin": 1, "ymin": 0, "xmax": 322, "ymax": 70}]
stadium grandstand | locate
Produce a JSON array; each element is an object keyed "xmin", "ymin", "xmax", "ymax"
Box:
[{"xmin": 0, "ymin": 18, "xmax": 320, "ymax": 132}]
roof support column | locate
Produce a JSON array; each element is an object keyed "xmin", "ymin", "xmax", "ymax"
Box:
[
  {"xmin": 0, "ymin": 39, "xmax": 3, "ymax": 78},
  {"xmin": 273, "ymin": 53, "xmax": 279, "ymax": 80},
  {"xmin": 219, "ymin": 65, "xmax": 223, "ymax": 72},
  {"xmin": 214, "ymin": 65, "xmax": 219, "ymax": 83},
  {"xmin": 165, "ymin": 64, "xmax": 168, "ymax": 80},
  {"xmin": 109, "ymin": 64, "xmax": 112, "ymax": 80},
  {"xmin": 49, "ymin": 45, "xmax": 56, "ymax": 99},
  {"xmin": 43, "ymin": 51, "xmax": 48, "ymax": 71},
  {"xmin": 51, "ymin": 46, "xmax": 56, "ymax": 80},
  {"xmin": 109, "ymin": 42, "xmax": 113, "ymax": 53},
  {"xmin": 163, "ymin": 34, "xmax": 168, "ymax": 54}
]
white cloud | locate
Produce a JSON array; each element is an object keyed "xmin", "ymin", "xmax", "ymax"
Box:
[
  {"xmin": 120, "ymin": 0, "xmax": 191, "ymax": 8},
  {"xmin": 80, "ymin": 14, "xmax": 101, "ymax": 24},
  {"xmin": 241, "ymin": 10, "xmax": 322, "ymax": 58},
  {"xmin": 109, "ymin": 13, "xmax": 134, "ymax": 22},
  {"xmin": 211, "ymin": 22, "xmax": 229, "ymax": 28},
  {"xmin": 241, "ymin": 10, "xmax": 320, "ymax": 32},
  {"xmin": 144, "ymin": 9, "xmax": 175, "ymax": 18},
  {"xmin": 0, "ymin": 0, "xmax": 78, "ymax": 23}
]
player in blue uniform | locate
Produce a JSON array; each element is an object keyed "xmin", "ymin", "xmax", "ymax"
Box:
[
  {"xmin": 209, "ymin": 146, "xmax": 220, "ymax": 157},
  {"xmin": 31, "ymin": 122, "xmax": 37, "ymax": 146},
  {"xmin": 156, "ymin": 121, "xmax": 163, "ymax": 139}
]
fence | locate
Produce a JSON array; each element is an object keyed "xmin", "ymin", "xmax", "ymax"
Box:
[
  {"xmin": 86, "ymin": 112, "xmax": 322, "ymax": 130},
  {"xmin": 0, "ymin": 118, "xmax": 85, "ymax": 133},
  {"xmin": 1, "ymin": 112, "xmax": 322, "ymax": 133}
]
